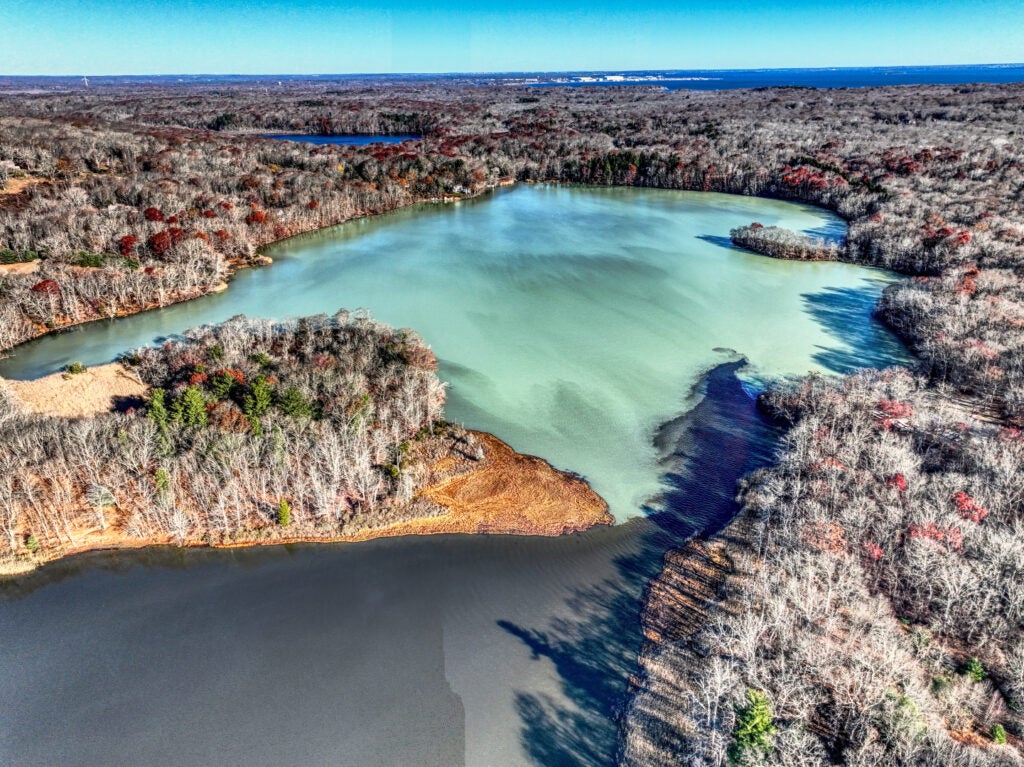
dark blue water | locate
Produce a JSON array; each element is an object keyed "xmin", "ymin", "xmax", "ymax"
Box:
[
  {"xmin": 2, "ymin": 64, "xmax": 1020, "ymax": 92},
  {"xmin": 517, "ymin": 64, "xmax": 1024, "ymax": 90},
  {"xmin": 262, "ymin": 133, "xmax": 421, "ymax": 146}
]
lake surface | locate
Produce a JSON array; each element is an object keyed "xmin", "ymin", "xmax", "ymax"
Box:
[
  {"xmin": 0, "ymin": 186, "xmax": 910, "ymax": 766},
  {"xmin": 262, "ymin": 133, "xmax": 421, "ymax": 146},
  {"xmin": 0, "ymin": 186, "xmax": 907, "ymax": 520}
]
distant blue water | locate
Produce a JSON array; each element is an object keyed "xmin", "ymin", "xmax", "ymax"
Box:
[
  {"xmin": 262, "ymin": 133, "xmax": 421, "ymax": 146},
  {"xmin": 2, "ymin": 64, "xmax": 1020, "ymax": 92},
  {"xmin": 515, "ymin": 64, "xmax": 1024, "ymax": 90}
]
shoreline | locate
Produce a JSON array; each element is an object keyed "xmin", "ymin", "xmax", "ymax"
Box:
[
  {"xmin": 0, "ymin": 421, "xmax": 612, "ymax": 577},
  {"xmin": 0, "ymin": 180, "xmax": 849, "ymax": 364},
  {"xmin": 0, "ymin": 184, "xmax": 502, "ymax": 360},
  {"xmin": 620, "ymin": 514, "xmax": 758, "ymax": 764}
]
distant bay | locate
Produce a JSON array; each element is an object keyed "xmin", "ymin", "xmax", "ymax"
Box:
[{"xmin": 2, "ymin": 64, "xmax": 1021, "ymax": 92}]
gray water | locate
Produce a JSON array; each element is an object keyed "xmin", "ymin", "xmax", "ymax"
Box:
[{"xmin": 0, "ymin": 186, "xmax": 910, "ymax": 766}]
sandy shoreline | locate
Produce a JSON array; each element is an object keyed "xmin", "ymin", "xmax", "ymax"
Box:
[
  {"xmin": 1, "ymin": 362, "xmax": 149, "ymax": 418},
  {"xmin": 1, "ymin": 431, "xmax": 611, "ymax": 577}
]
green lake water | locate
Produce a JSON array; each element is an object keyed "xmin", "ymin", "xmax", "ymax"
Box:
[{"xmin": 0, "ymin": 185, "xmax": 907, "ymax": 521}]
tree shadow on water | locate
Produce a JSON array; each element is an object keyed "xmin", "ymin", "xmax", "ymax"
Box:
[
  {"xmin": 696, "ymin": 234, "xmax": 739, "ymax": 251},
  {"xmin": 802, "ymin": 284, "xmax": 910, "ymax": 374},
  {"xmin": 498, "ymin": 360, "xmax": 783, "ymax": 765}
]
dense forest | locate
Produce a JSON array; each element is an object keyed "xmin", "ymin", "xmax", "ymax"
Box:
[
  {"xmin": 622, "ymin": 370, "xmax": 1024, "ymax": 765},
  {"xmin": 2, "ymin": 81, "xmax": 1023, "ymax": 422},
  {"xmin": 1, "ymin": 79, "xmax": 1023, "ymax": 763},
  {"xmin": 0, "ymin": 311, "xmax": 467, "ymax": 564}
]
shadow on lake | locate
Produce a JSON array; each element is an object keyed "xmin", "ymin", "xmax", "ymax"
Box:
[
  {"xmin": 802, "ymin": 283, "xmax": 911, "ymax": 374},
  {"xmin": 498, "ymin": 360, "xmax": 782, "ymax": 765}
]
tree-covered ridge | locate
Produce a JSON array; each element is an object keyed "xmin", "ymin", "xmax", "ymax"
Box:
[{"xmin": 0, "ymin": 311, "xmax": 455, "ymax": 566}]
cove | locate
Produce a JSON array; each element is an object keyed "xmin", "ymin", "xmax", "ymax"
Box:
[
  {"xmin": 0, "ymin": 186, "xmax": 909, "ymax": 766},
  {"xmin": 0, "ymin": 185, "xmax": 908, "ymax": 520}
]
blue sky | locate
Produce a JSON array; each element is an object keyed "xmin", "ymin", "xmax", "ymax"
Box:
[{"xmin": 1, "ymin": 0, "xmax": 1022, "ymax": 75}]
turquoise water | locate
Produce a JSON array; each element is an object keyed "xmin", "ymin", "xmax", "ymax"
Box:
[{"xmin": 0, "ymin": 185, "xmax": 907, "ymax": 520}]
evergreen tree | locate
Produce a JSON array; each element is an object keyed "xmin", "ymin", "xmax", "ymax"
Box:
[
  {"xmin": 278, "ymin": 498, "xmax": 291, "ymax": 527},
  {"xmin": 244, "ymin": 376, "xmax": 273, "ymax": 420},
  {"xmin": 277, "ymin": 386, "xmax": 314, "ymax": 419},
  {"xmin": 147, "ymin": 388, "xmax": 169, "ymax": 428},
  {"xmin": 172, "ymin": 386, "xmax": 208, "ymax": 428},
  {"xmin": 244, "ymin": 375, "xmax": 274, "ymax": 434},
  {"xmin": 208, "ymin": 371, "xmax": 236, "ymax": 400},
  {"xmin": 729, "ymin": 689, "xmax": 776, "ymax": 764}
]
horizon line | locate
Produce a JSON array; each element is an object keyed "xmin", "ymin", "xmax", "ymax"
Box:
[{"xmin": 3, "ymin": 62, "xmax": 1024, "ymax": 79}]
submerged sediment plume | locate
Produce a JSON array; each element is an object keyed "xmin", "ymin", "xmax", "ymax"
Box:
[{"xmin": 0, "ymin": 311, "xmax": 608, "ymax": 575}]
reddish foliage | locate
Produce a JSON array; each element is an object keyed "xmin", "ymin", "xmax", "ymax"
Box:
[
  {"xmin": 207, "ymin": 402, "xmax": 251, "ymax": 432},
  {"xmin": 964, "ymin": 339, "xmax": 1000, "ymax": 361},
  {"xmin": 312, "ymin": 354, "xmax": 335, "ymax": 370},
  {"xmin": 887, "ymin": 473, "xmax": 908, "ymax": 493},
  {"xmin": 202, "ymin": 209, "xmax": 217, "ymax": 218},
  {"xmin": 217, "ymin": 201, "xmax": 233, "ymax": 210},
  {"xmin": 781, "ymin": 165, "xmax": 830, "ymax": 191},
  {"xmin": 31, "ymin": 279, "xmax": 61, "ymax": 295},
  {"xmin": 999, "ymin": 427, "xmax": 1024, "ymax": 442},
  {"xmin": 908, "ymin": 522, "xmax": 963, "ymax": 552},
  {"xmin": 877, "ymin": 400, "xmax": 913, "ymax": 418},
  {"xmin": 862, "ymin": 541, "xmax": 884, "ymax": 561},
  {"xmin": 214, "ymin": 229, "xmax": 231, "ymax": 241},
  {"xmin": 956, "ymin": 275, "xmax": 977, "ymax": 295},
  {"xmin": 306, "ymin": 200, "xmax": 320, "ymax": 210},
  {"xmin": 952, "ymin": 491, "xmax": 989, "ymax": 523},
  {"xmin": 876, "ymin": 399, "xmax": 913, "ymax": 429},
  {"xmin": 168, "ymin": 227, "xmax": 185, "ymax": 245},
  {"xmin": 143, "ymin": 206, "xmax": 165, "ymax": 222},
  {"xmin": 246, "ymin": 210, "xmax": 267, "ymax": 225},
  {"xmin": 214, "ymin": 368, "xmax": 246, "ymax": 385},
  {"xmin": 167, "ymin": 215, "xmax": 179, "ymax": 225},
  {"xmin": 189, "ymin": 371, "xmax": 209, "ymax": 386},
  {"xmin": 118, "ymin": 235, "xmax": 139, "ymax": 256},
  {"xmin": 148, "ymin": 230, "xmax": 172, "ymax": 255}
]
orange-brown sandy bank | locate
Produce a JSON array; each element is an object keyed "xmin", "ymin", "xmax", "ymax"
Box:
[{"xmin": 0, "ymin": 423, "xmax": 611, "ymax": 576}]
